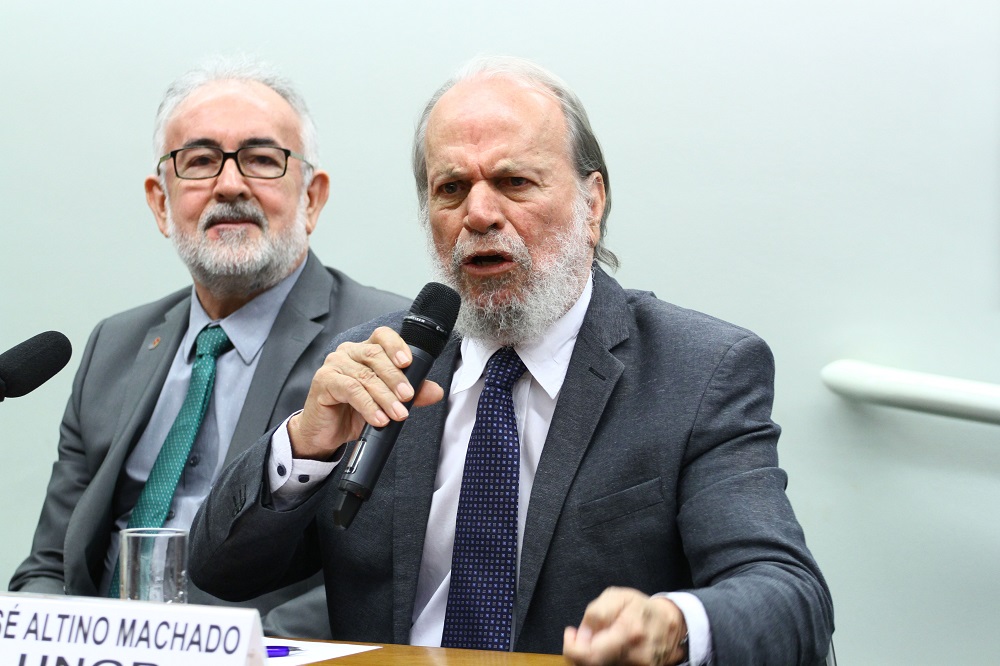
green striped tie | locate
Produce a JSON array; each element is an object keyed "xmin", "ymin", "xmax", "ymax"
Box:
[{"xmin": 109, "ymin": 325, "xmax": 231, "ymax": 598}]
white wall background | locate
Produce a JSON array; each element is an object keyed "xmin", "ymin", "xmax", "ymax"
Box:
[{"xmin": 2, "ymin": 1, "xmax": 998, "ymax": 663}]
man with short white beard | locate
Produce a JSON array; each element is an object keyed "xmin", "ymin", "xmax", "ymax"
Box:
[
  {"xmin": 10, "ymin": 56, "xmax": 408, "ymax": 638},
  {"xmin": 191, "ymin": 56, "xmax": 834, "ymax": 665}
]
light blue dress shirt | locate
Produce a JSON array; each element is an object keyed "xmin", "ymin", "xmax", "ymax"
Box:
[{"xmin": 100, "ymin": 260, "xmax": 306, "ymax": 594}]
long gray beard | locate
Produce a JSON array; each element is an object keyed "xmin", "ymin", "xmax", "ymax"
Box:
[
  {"xmin": 427, "ymin": 196, "xmax": 594, "ymax": 346},
  {"xmin": 168, "ymin": 197, "xmax": 308, "ymax": 298}
]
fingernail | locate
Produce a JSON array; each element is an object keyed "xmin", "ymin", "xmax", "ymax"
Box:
[
  {"xmin": 393, "ymin": 402, "xmax": 409, "ymax": 420},
  {"xmin": 395, "ymin": 351, "xmax": 409, "ymax": 366},
  {"xmin": 398, "ymin": 382, "xmax": 414, "ymax": 400},
  {"xmin": 374, "ymin": 410, "xmax": 390, "ymax": 426}
]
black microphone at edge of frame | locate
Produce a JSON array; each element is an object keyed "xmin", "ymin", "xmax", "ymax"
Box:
[
  {"xmin": 332, "ymin": 282, "xmax": 461, "ymax": 528},
  {"xmin": 0, "ymin": 331, "xmax": 72, "ymax": 402}
]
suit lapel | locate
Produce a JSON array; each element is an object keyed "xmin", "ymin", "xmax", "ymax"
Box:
[
  {"xmin": 67, "ymin": 296, "xmax": 189, "ymax": 594},
  {"xmin": 391, "ymin": 337, "xmax": 460, "ymax": 643},
  {"xmin": 113, "ymin": 300, "xmax": 190, "ymax": 453},
  {"xmin": 514, "ymin": 269, "xmax": 631, "ymax": 643},
  {"xmin": 224, "ymin": 253, "xmax": 329, "ymax": 466}
]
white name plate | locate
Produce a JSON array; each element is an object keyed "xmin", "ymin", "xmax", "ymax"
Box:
[{"xmin": 0, "ymin": 592, "xmax": 265, "ymax": 666}]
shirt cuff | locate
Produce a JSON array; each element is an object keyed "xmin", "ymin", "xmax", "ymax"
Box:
[
  {"xmin": 269, "ymin": 411, "xmax": 338, "ymax": 510},
  {"xmin": 657, "ymin": 591, "xmax": 712, "ymax": 666}
]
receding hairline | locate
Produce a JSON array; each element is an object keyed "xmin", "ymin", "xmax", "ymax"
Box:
[
  {"xmin": 151, "ymin": 55, "xmax": 320, "ymax": 179},
  {"xmin": 427, "ymin": 73, "xmax": 570, "ymax": 136},
  {"xmin": 163, "ymin": 79, "xmax": 306, "ymax": 150},
  {"xmin": 422, "ymin": 74, "xmax": 576, "ymax": 175}
]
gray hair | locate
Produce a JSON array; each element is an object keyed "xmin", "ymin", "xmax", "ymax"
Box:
[
  {"xmin": 412, "ymin": 55, "xmax": 618, "ymax": 270},
  {"xmin": 152, "ymin": 54, "xmax": 319, "ymax": 183}
]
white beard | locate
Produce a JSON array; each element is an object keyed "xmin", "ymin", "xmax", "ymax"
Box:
[
  {"xmin": 428, "ymin": 194, "xmax": 594, "ymax": 346},
  {"xmin": 166, "ymin": 191, "xmax": 309, "ymax": 298}
]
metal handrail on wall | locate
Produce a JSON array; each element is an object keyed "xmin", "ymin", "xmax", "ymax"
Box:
[{"xmin": 821, "ymin": 359, "xmax": 1000, "ymax": 425}]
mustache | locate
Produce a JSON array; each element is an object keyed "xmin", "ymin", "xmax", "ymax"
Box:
[
  {"xmin": 450, "ymin": 230, "xmax": 531, "ymax": 270},
  {"xmin": 199, "ymin": 201, "xmax": 268, "ymax": 232}
]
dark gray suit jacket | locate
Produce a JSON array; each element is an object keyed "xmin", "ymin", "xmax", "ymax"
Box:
[
  {"xmin": 189, "ymin": 267, "xmax": 833, "ymax": 664},
  {"xmin": 9, "ymin": 251, "xmax": 409, "ymax": 637}
]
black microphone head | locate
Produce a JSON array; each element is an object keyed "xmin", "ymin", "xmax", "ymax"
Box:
[
  {"xmin": 400, "ymin": 282, "xmax": 461, "ymax": 358},
  {"xmin": 0, "ymin": 331, "xmax": 72, "ymax": 400}
]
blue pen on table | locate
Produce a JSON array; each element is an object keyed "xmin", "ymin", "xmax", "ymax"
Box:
[{"xmin": 267, "ymin": 645, "xmax": 304, "ymax": 658}]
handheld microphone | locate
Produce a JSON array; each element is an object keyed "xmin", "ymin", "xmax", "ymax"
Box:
[
  {"xmin": 333, "ymin": 282, "xmax": 461, "ymax": 528},
  {"xmin": 0, "ymin": 331, "xmax": 72, "ymax": 401}
]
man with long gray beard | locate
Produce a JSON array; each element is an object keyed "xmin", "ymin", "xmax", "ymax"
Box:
[
  {"xmin": 190, "ymin": 56, "xmax": 833, "ymax": 664},
  {"xmin": 9, "ymin": 56, "xmax": 408, "ymax": 638}
]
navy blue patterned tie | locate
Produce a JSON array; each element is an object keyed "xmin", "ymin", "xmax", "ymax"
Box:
[{"xmin": 442, "ymin": 346, "xmax": 527, "ymax": 651}]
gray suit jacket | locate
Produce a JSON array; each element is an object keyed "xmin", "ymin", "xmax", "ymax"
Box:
[
  {"xmin": 189, "ymin": 267, "xmax": 833, "ymax": 664},
  {"xmin": 10, "ymin": 251, "xmax": 409, "ymax": 637}
]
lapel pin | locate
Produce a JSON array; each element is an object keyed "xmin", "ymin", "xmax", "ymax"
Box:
[{"xmin": 148, "ymin": 337, "xmax": 161, "ymax": 350}]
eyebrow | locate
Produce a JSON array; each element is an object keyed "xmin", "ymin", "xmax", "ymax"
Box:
[
  {"xmin": 432, "ymin": 166, "xmax": 465, "ymax": 181},
  {"xmin": 491, "ymin": 160, "xmax": 532, "ymax": 177},
  {"xmin": 180, "ymin": 136, "xmax": 283, "ymax": 150},
  {"xmin": 429, "ymin": 160, "xmax": 538, "ymax": 183}
]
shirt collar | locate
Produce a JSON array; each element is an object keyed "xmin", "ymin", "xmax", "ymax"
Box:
[
  {"xmin": 182, "ymin": 258, "xmax": 308, "ymax": 365},
  {"xmin": 453, "ymin": 274, "xmax": 593, "ymax": 400}
]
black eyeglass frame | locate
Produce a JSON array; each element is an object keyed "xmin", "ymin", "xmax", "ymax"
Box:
[{"xmin": 157, "ymin": 146, "xmax": 314, "ymax": 180}]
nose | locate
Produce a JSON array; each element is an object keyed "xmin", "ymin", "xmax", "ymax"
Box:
[
  {"xmin": 463, "ymin": 182, "xmax": 505, "ymax": 233},
  {"xmin": 212, "ymin": 155, "xmax": 252, "ymax": 202}
]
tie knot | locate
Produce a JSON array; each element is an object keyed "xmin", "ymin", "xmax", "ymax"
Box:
[
  {"xmin": 484, "ymin": 347, "xmax": 526, "ymax": 391},
  {"xmin": 195, "ymin": 325, "xmax": 232, "ymax": 359}
]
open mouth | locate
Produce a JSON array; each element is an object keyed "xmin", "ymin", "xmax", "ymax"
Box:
[
  {"xmin": 465, "ymin": 252, "xmax": 512, "ymax": 267},
  {"xmin": 461, "ymin": 251, "xmax": 518, "ymax": 276}
]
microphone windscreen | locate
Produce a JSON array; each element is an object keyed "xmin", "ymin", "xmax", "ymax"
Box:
[
  {"xmin": 0, "ymin": 331, "xmax": 72, "ymax": 399},
  {"xmin": 400, "ymin": 283, "xmax": 461, "ymax": 357}
]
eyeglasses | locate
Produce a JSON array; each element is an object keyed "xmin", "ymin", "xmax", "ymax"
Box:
[{"xmin": 157, "ymin": 146, "xmax": 313, "ymax": 180}]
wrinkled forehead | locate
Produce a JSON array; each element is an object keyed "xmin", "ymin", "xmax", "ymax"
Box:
[{"xmin": 165, "ymin": 80, "xmax": 302, "ymax": 151}]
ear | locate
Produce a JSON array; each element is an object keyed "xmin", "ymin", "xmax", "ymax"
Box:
[
  {"xmin": 302, "ymin": 169, "xmax": 330, "ymax": 235},
  {"xmin": 584, "ymin": 172, "xmax": 606, "ymax": 248},
  {"xmin": 145, "ymin": 175, "xmax": 170, "ymax": 238}
]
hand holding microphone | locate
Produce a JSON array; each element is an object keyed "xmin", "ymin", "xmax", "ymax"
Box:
[
  {"xmin": 288, "ymin": 326, "xmax": 440, "ymax": 461},
  {"xmin": 287, "ymin": 283, "xmax": 460, "ymax": 525}
]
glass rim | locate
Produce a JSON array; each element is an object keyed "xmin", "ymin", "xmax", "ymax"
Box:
[
  {"xmin": 157, "ymin": 145, "xmax": 313, "ymax": 180},
  {"xmin": 121, "ymin": 527, "xmax": 188, "ymax": 537}
]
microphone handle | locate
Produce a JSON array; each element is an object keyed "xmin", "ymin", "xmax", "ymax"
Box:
[{"xmin": 333, "ymin": 345, "xmax": 436, "ymax": 527}]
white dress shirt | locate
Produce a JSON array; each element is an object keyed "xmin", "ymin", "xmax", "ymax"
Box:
[{"xmin": 270, "ymin": 275, "xmax": 711, "ymax": 663}]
